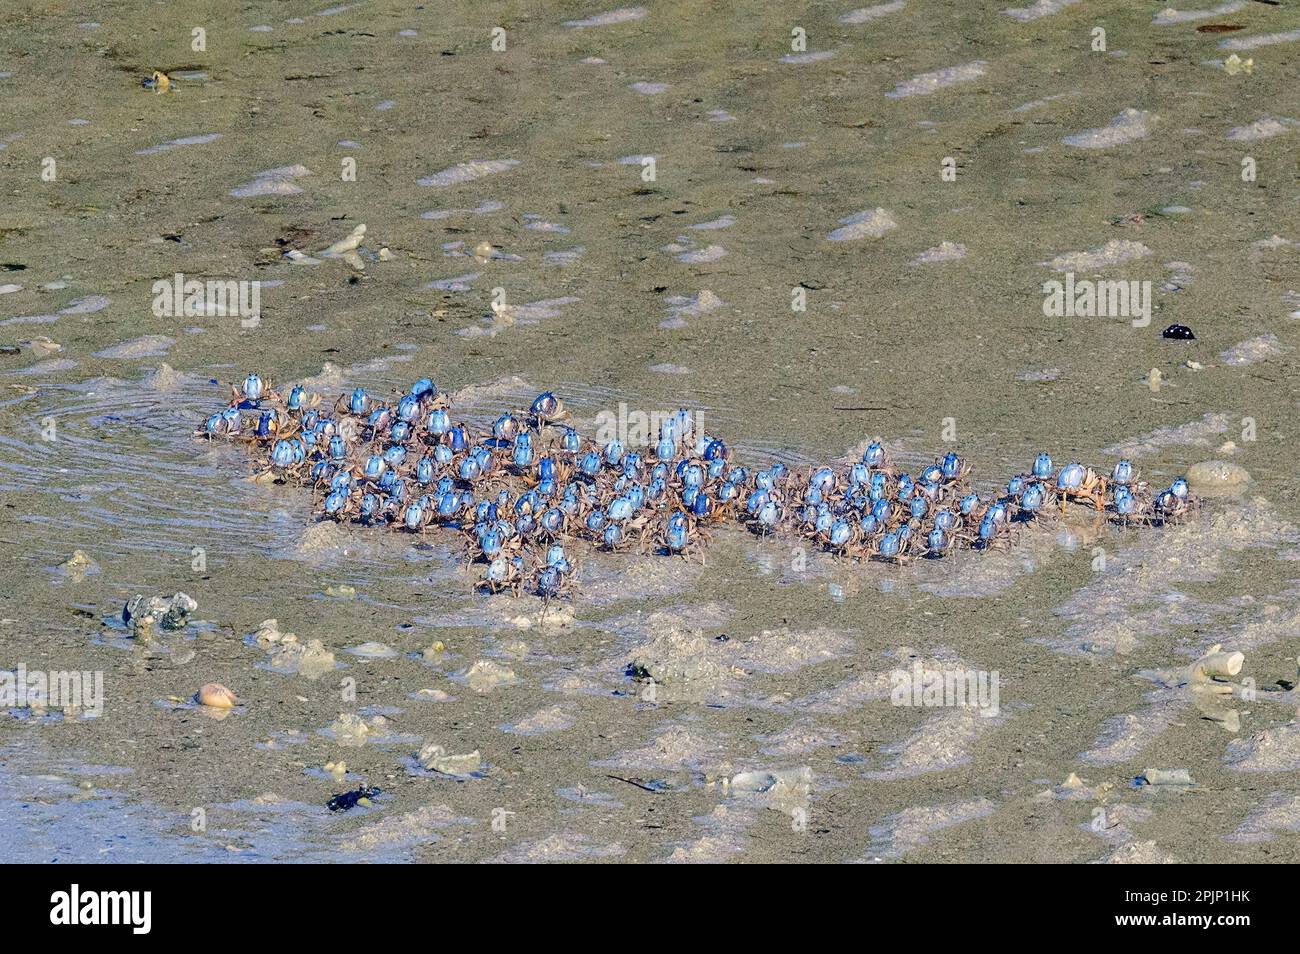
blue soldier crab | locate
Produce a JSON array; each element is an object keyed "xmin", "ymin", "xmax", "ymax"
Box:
[{"xmin": 203, "ymin": 376, "xmax": 1202, "ymax": 601}]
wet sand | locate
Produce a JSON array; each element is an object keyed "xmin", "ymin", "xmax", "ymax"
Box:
[{"xmin": 1, "ymin": 1, "xmax": 1299, "ymax": 862}]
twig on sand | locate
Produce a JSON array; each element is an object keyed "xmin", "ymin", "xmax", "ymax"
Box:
[{"xmin": 605, "ymin": 774, "xmax": 663, "ymax": 793}]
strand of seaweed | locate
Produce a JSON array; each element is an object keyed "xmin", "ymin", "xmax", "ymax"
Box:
[{"xmin": 201, "ymin": 373, "xmax": 1198, "ymax": 600}]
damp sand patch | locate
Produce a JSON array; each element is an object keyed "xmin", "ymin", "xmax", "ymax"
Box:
[
  {"xmin": 756, "ymin": 720, "xmax": 848, "ymax": 756},
  {"xmin": 672, "ymin": 244, "xmax": 726, "ymax": 265},
  {"xmin": 418, "ymin": 159, "xmax": 519, "ymax": 188},
  {"xmin": 912, "ymin": 241, "xmax": 967, "ymax": 263},
  {"xmin": 1083, "ymin": 804, "xmax": 1154, "ymax": 844},
  {"xmin": 1193, "ymin": 598, "xmax": 1299, "ymax": 653},
  {"xmin": 421, "ymin": 199, "xmax": 505, "ymax": 220},
  {"xmin": 666, "ymin": 805, "xmax": 755, "ymax": 862},
  {"xmin": 1220, "ymin": 29, "xmax": 1300, "ymax": 52},
  {"xmin": 563, "ymin": 7, "xmax": 647, "ymax": 29},
  {"xmin": 523, "ymin": 216, "xmax": 570, "ymax": 233},
  {"xmin": 791, "ymin": 649, "xmax": 964, "ymax": 715},
  {"xmin": 556, "ymin": 786, "xmax": 623, "ymax": 810},
  {"xmin": 1101, "ymin": 412, "xmax": 1232, "ymax": 458},
  {"xmin": 93, "ymin": 336, "xmax": 175, "ymax": 359},
  {"xmin": 689, "ymin": 215, "xmax": 735, "ymax": 231},
  {"xmin": 291, "ymin": 362, "xmax": 348, "ymax": 394},
  {"xmin": 885, "ymin": 62, "xmax": 986, "ymax": 98},
  {"xmin": 866, "ymin": 707, "xmax": 1008, "ymax": 780},
  {"xmin": 597, "ymin": 604, "xmax": 733, "ymax": 645},
  {"xmin": 660, "ymin": 233, "xmax": 727, "ymax": 265},
  {"xmin": 344, "ymin": 641, "xmax": 398, "ymax": 659},
  {"xmin": 1038, "ymin": 499, "xmax": 1300, "ymax": 658},
  {"xmin": 1098, "ymin": 841, "xmax": 1180, "ymax": 864},
  {"xmin": 458, "ymin": 296, "xmax": 580, "ymax": 338},
  {"xmin": 623, "ymin": 625, "xmax": 855, "ymax": 705},
  {"xmin": 543, "ymin": 247, "xmax": 584, "ymax": 266},
  {"xmin": 1046, "ymin": 239, "xmax": 1150, "ymax": 271},
  {"xmin": 500, "ymin": 705, "xmax": 575, "ymax": 735},
  {"xmin": 445, "ymin": 375, "xmax": 536, "ymax": 412},
  {"xmin": 424, "ymin": 272, "xmax": 478, "ymax": 292},
  {"xmin": 578, "ymin": 553, "xmax": 705, "ymax": 603},
  {"xmin": 1062, "ymin": 109, "xmax": 1151, "ymax": 149},
  {"xmin": 1153, "ymin": 2, "xmax": 1246, "ymax": 25},
  {"xmin": 3, "ymin": 294, "xmax": 110, "ymax": 327},
  {"xmin": 289, "ymin": 521, "xmax": 385, "ymax": 565},
  {"xmin": 135, "ymin": 133, "xmax": 221, "ymax": 156},
  {"xmin": 1225, "ymin": 721, "xmax": 1300, "ymax": 773},
  {"xmin": 1004, "ymin": 0, "xmax": 1082, "ymax": 21},
  {"xmin": 841, "ymin": 2, "xmax": 905, "ymax": 25},
  {"xmin": 659, "ymin": 289, "xmax": 723, "ymax": 329},
  {"xmin": 595, "ymin": 723, "xmax": 727, "ymax": 774},
  {"xmin": 729, "ymin": 766, "xmax": 813, "ymax": 816},
  {"xmin": 722, "ymin": 627, "xmax": 856, "ymax": 675},
  {"xmin": 781, "ymin": 51, "xmax": 836, "ymax": 65},
  {"xmin": 828, "ymin": 208, "xmax": 897, "ymax": 241},
  {"xmin": 915, "ymin": 521, "xmax": 1065, "ymax": 598},
  {"xmin": 488, "ymin": 833, "xmax": 625, "ymax": 863},
  {"xmin": 1011, "ymin": 92, "xmax": 1079, "ymax": 114},
  {"xmin": 623, "ymin": 628, "xmax": 737, "ymax": 705},
  {"xmin": 1080, "ymin": 697, "xmax": 1183, "ymax": 765},
  {"xmin": 1225, "ymin": 793, "xmax": 1300, "ymax": 843},
  {"xmin": 1227, "ymin": 118, "xmax": 1298, "ymax": 142},
  {"xmin": 1220, "ymin": 333, "xmax": 1285, "ymax": 366},
  {"xmin": 340, "ymin": 804, "xmax": 474, "ymax": 854},
  {"xmin": 5, "ymin": 359, "xmax": 77, "ymax": 376},
  {"xmin": 230, "ymin": 164, "xmax": 311, "ymax": 198},
  {"xmin": 864, "ymin": 797, "xmax": 997, "ymax": 861}
]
